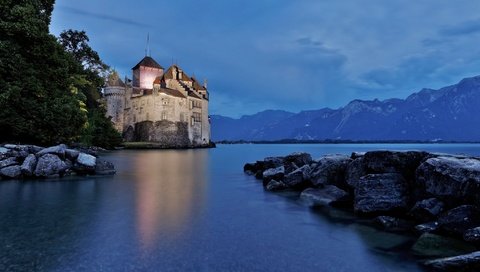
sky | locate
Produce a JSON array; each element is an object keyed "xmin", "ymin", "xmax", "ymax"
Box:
[{"xmin": 50, "ymin": 0, "xmax": 480, "ymax": 118}]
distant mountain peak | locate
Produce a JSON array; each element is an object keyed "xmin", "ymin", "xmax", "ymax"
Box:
[{"xmin": 212, "ymin": 75, "xmax": 480, "ymax": 142}]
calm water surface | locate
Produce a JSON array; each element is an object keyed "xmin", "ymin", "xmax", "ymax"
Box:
[{"xmin": 1, "ymin": 144, "xmax": 480, "ymax": 271}]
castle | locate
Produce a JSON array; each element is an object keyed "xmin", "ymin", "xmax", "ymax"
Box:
[{"xmin": 104, "ymin": 55, "xmax": 210, "ymax": 147}]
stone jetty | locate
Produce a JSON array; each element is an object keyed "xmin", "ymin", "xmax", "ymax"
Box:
[{"xmin": 244, "ymin": 150, "xmax": 480, "ymax": 271}]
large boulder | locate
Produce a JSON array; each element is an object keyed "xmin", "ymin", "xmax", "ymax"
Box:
[
  {"xmin": 409, "ymin": 198, "xmax": 445, "ymax": 223},
  {"xmin": 363, "ymin": 151, "xmax": 429, "ymax": 177},
  {"xmin": 346, "ymin": 151, "xmax": 429, "ymax": 188},
  {"xmin": 73, "ymin": 152, "xmax": 97, "ymax": 175},
  {"xmin": 20, "ymin": 154, "xmax": 37, "ymax": 176},
  {"xmin": 283, "ymin": 165, "xmax": 310, "ymax": 189},
  {"xmin": 300, "ymin": 185, "xmax": 349, "ymax": 207},
  {"xmin": 0, "ymin": 165, "xmax": 22, "ymax": 179},
  {"xmin": 283, "ymin": 152, "xmax": 312, "ymax": 172},
  {"xmin": 424, "ymin": 251, "xmax": 480, "ymax": 271},
  {"xmin": 262, "ymin": 166, "xmax": 285, "ymax": 186},
  {"xmin": 36, "ymin": 144, "xmax": 67, "ymax": 159},
  {"xmin": 309, "ymin": 155, "xmax": 351, "ymax": 189},
  {"xmin": 65, "ymin": 149, "xmax": 80, "ymax": 161},
  {"xmin": 354, "ymin": 173, "xmax": 409, "ymax": 214},
  {"xmin": 34, "ymin": 154, "xmax": 68, "ymax": 177},
  {"xmin": 95, "ymin": 160, "xmax": 116, "ymax": 175},
  {"xmin": 345, "ymin": 157, "xmax": 367, "ymax": 188},
  {"xmin": 438, "ymin": 205, "xmax": 480, "ymax": 237},
  {"xmin": 0, "ymin": 157, "xmax": 18, "ymax": 168},
  {"xmin": 263, "ymin": 157, "xmax": 284, "ymax": 169},
  {"xmin": 415, "ymin": 156, "xmax": 480, "ymax": 206}
]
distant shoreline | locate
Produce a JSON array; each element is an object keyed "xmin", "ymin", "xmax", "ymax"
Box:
[{"xmin": 215, "ymin": 140, "xmax": 480, "ymax": 144}]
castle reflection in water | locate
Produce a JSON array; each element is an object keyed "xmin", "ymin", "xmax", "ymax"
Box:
[{"xmin": 131, "ymin": 149, "xmax": 208, "ymax": 250}]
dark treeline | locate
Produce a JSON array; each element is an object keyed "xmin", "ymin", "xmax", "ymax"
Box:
[{"xmin": 0, "ymin": 0, "xmax": 121, "ymax": 148}]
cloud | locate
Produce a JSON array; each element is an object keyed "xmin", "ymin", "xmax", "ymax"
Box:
[
  {"xmin": 56, "ymin": 5, "xmax": 152, "ymax": 28},
  {"xmin": 440, "ymin": 19, "xmax": 480, "ymax": 36},
  {"xmin": 50, "ymin": 0, "xmax": 480, "ymax": 117}
]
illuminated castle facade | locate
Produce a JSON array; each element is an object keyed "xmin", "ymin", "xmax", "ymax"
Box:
[{"xmin": 104, "ymin": 56, "xmax": 210, "ymax": 147}]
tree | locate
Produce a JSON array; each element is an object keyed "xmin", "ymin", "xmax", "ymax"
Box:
[
  {"xmin": 58, "ymin": 30, "xmax": 122, "ymax": 148},
  {"xmin": 0, "ymin": 0, "xmax": 87, "ymax": 145}
]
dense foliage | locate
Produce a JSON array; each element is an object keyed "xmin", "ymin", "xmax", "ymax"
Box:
[{"xmin": 0, "ymin": 0, "xmax": 121, "ymax": 148}]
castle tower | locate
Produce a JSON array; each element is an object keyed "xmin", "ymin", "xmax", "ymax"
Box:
[
  {"xmin": 132, "ymin": 56, "xmax": 164, "ymax": 89},
  {"xmin": 104, "ymin": 71, "xmax": 126, "ymax": 132}
]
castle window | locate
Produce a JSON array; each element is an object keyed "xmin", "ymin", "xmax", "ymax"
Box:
[
  {"xmin": 162, "ymin": 112, "xmax": 167, "ymax": 120},
  {"xmin": 192, "ymin": 112, "xmax": 201, "ymax": 123},
  {"xmin": 192, "ymin": 100, "xmax": 202, "ymax": 109},
  {"xmin": 191, "ymin": 116, "xmax": 195, "ymax": 126},
  {"xmin": 180, "ymin": 113, "xmax": 185, "ymax": 122}
]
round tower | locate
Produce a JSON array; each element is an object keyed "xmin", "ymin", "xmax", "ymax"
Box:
[{"xmin": 104, "ymin": 71, "xmax": 126, "ymax": 132}]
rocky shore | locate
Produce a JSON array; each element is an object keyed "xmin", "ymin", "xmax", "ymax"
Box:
[
  {"xmin": 0, "ymin": 144, "xmax": 115, "ymax": 180},
  {"xmin": 244, "ymin": 150, "xmax": 480, "ymax": 271}
]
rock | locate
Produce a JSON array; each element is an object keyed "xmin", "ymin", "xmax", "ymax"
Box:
[
  {"xmin": 266, "ymin": 179, "xmax": 287, "ymax": 191},
  {"xmin": 363, "ymin": 150, "xmax": 429, "ymax": 177},
  {"xmin": 73, "ymin": 153, "xmax": 97, "ymax": 175},
  {"xmin": 34, "ymin": 154, "xmax": 68, "ymax": 177},
  {"xmin": 20, "ymin": 154, "xmax": 37, "ymax": 176},
  {"xmin": 13, "ymin": 150, "xmax": 30, "ymax": 159},
  {"xmin": 283, "ymin": 165, "xmax": 310, "ymax": 189},
  {"xmin": 76, "ymin": 152, "xmax": 96, "ymax": 167},
  {"xmin": 284, "ymin": 152, "xmax": 312, "ymax": 169},
  {"xmin": 0, "ymin": 147, "xmax": 9, "ymax": 154},
  {"xmin": 345, "ymin": 157, "xmax": 367, "ymax": 188},
  {"xmin": 415, "ymin": 222, "xmax": 440, "ymax": 234},
  {"xmin": 413, "ymin": 233, "xmax": 476, "ymax": 258},
  {"xmin": 416, "ymin": 156, "xmax": 480, "ymax": 205},
  {"xmin": 354, "ymin": 173, "xmax": 409, "ymax": 214},
  {"xmin": 351, "ymin": 152, "xmax": 365, "ymax": 160},
  {"xmin": 4, "ymin": 144, "xmax": 20, "ymax": 149},
  {"xmin": 0, "ymin": 157, "xmax": 18, "ymax": 168},
  {"xmin": 373, "ymin": 216, "xmax": 414, "ymax": 232},
  {"xmin": 424, "ymin": 251, "xmax": 480, "ymax": 271},
  {"xmin": 438, "ymin": 205, "xmax": 480, "ymax": 237},
  {"xmin": 28, "ymin": 145, "xmax": 44, "ymax": 154},
  {"xmin": 409, "ymin": 198, "xmax": 445, "ymax": 222},
  {"xmin": 262, "ymin": 166, "xmax": 285, "ymax": 186},
  {"xmin": 300, "ymin": 185, "xmax": 350, "ymax": 207},
  {"xmin": 464, "ymin": 227, "xmax": 480, "ymax": 244},
  {"xmin": 244, "ymin": 162, "xmax": 258, "ymax": 175},
  {"xmin": 0, "ymin": 165, "xmax": 22, "ymax": 179},
  {"xmin": 95, "ymin": 160, "xmax": 116, "ymax": 175},
  {"xmin": 264, "ymin": 157, "xmax": 284, "ymax": 169},
  {"xmin": 36, "ymin": 144, "xmax": 67, "ymax": 158},
  {"xmin": 309, "ymin": 154, "xmax": 351, "ymax": 189},
  {"xmin": 65, "ymin": 149, "xmax": 80, "ymax": 161}
]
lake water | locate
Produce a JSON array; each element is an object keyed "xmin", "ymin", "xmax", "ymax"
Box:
[{"xmin": 1, "ymin": 144, "xmax": 480, "ymax": 271}]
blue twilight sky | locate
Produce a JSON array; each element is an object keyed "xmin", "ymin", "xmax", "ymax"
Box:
[{"xmin": 50, "ymin": 0, "xmax": 480, "ymax": 117}]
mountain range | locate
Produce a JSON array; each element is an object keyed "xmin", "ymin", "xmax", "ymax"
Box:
[{"xmin": 211, "ymin": 75, "xmax": 480, "ymax": 142}]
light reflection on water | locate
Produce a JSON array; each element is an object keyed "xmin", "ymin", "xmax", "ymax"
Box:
[
  {"xmin": 132, "ymin": 150, "xmax": 208, "ymax": 250},
  {"xmin": 1, "ymin": 144, "xmax": 480, "ymax": 271}
]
